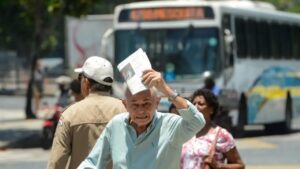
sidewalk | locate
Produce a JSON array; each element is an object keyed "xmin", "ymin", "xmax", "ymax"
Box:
[
  {"xmin": 0, "ymin": 108, "xmax": 44, "ymax": 149},
  {"xmin": 0, "ymin": 77, "xmax": 59, "ymax": 96}
]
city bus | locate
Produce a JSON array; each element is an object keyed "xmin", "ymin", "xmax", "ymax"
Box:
[{"xmin": 101, "ymin": 0, "xmax": 300, "ymax": 133}]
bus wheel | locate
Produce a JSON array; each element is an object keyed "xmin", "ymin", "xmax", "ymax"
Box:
[
  {"xmin": 235, "ymin": 92, "xmax": 247, "ymax": 137},
  {"xmin": 265, "ymin": 91, "xmax": 292, "ymax": 134},
  {"xmin": 281, "ymin": 91, "xmax": 293, "ymax": 133}
]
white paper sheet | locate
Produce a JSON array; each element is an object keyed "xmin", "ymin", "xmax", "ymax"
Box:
[{"xmin": 117, "ymin": 48, "xmax": 152, "ymax": 95}]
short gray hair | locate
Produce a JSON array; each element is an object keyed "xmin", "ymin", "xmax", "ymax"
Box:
[{"xmin": 124, "ymin": 87, "xmax": 158, "ymax": 99}]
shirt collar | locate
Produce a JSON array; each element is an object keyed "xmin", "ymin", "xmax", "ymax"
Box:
[{"xmin": 88, "ymin": 91, "xmax": 111, "ymax": 98}]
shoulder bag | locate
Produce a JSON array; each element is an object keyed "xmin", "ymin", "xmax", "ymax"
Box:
[{"xmin": 200, "ymin": 127, "xmax": 221, "ymax": 169}]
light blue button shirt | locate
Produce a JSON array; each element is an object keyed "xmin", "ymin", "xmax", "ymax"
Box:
[{"xmin": 78, "ymin": 100, "xmax": 205, "ymax": 169}]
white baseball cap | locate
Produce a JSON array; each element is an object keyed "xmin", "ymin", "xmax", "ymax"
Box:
[{"xmin": 74, "ymin": 56, "xmax": 113, "ymax": 86}]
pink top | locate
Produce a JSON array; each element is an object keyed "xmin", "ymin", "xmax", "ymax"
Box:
[{"xmin": 180, "ymin": 126, "xmax": 235, "ymax": 169}]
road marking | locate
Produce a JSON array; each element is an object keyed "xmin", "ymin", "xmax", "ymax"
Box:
[
  {"xmin": 247, "ymin": 165, "xmax": 300, "ymax": 169},
  {"xmin": 236, "ymin": 138, "xmax": 276, "ymax": 149}
]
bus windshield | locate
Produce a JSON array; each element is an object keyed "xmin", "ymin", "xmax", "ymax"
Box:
[{"xmin": 115, "ymin": 27, "xmax": 220, "ymax": 81}]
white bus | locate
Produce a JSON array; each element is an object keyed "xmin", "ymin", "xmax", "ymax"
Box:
[{"xmin": 102, "ymin": 0, "xmax": 300, "ymax": 133}]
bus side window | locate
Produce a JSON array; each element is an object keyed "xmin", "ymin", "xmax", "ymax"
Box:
[
  {"xmin": 246, "ymin": 19, "xmax": 258, "ymax": 58},
  {"xmin": 291, "ymin": 25, "xmax": 300, "ymax": 59},
  {"xmin": 258, "ymin": 21, "xmax": 271, "ymax": 59},
  {"xmin": 281, "ymin": 25, "xmax": 292, "ymax": 59},
  {"xmin": 270, "ymin": 22, "xmax": 281, "ymax": 59}
]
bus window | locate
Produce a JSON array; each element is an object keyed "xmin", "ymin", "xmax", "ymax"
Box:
[
  {"xmin": 291, "ymin": 25, "xmax": 300, "ymax": 59},
  {"xmin": 258, "ymin": 21, "xmax": 271, "ymax": 59},
  {"xmin": 270, "ymin": 22, "xmax": 281, "ymax": 59},
  {"xmin": 115, "ymin": 28, "xmax": 220, "ymax": 81},
  {"xmin": 281, "ymin": 24, "xmax": 292, "ymax": 59},
  {"xmin": 296, "ymin": 25, "xmax": 300, "ymax": 59},
  {"xmin": 246, "ymin": 19, "xmax": 258, "ymax": 58}
]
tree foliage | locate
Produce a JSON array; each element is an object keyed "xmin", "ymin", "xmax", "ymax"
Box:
[
  {"xmin": 0, "ymin": 0, "xmax": 136, "ymax": 118},
  {"xmin": 0, "ymin": 0, "xmax": 101, "ymax": 59},
  {"xmin": 0, "ymin": 0, "xmax": 135, "ymax": 59},
  {"xmin": 261, "ymin": 0, "xmax": 300, "ymax": 13}
]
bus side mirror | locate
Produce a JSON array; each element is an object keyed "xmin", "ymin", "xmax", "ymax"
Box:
[
  {"xmin": 224, "ymin": 29, "xmax": 234, "ymax": 55},
  {"xmin": 100, "ymin": 28, "xmax": 114, "ymax": 61},
  {"xmin": 224, "ymin": 29, "xmax": 234, "ymax": 66}
]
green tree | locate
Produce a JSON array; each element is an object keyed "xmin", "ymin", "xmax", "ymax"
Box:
[
  {"xmin": 0, "ymin": 0, "xmax": 137, "ymax": 118},
  {"xmin": 1, "ymin": 0, "xmax": 98, "ymax": 118},
  {"xmin": 261, "ymin": 0, "xmax": 300, "ymax": 13}
]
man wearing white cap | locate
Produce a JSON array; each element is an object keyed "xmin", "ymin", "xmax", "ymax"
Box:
[{"xmin": 47, "ymin": 56, "xmax": 126, "ymax": 169}]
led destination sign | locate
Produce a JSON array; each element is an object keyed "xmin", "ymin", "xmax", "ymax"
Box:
[{"xmin": 119, "ymin": 7, "xmax": 214, "ymax": 22}]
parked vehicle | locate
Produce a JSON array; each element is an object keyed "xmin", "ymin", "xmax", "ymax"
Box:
[{"xmin": 41, "ymin": 104, "xmax": 63, "ymax": 149}]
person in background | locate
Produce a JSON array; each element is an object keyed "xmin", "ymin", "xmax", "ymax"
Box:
[
  {"xmin": 70, "ymin": 79, "xmax": 84, "ymax": 102},
  {"xmin": 47, "ymin": 56, "xmax": 126, "ymax": 169},
  {"xmin": 55, "ymin": 75, "xmax": 72, "ymax": 108},
  {"xmin": 77, "ymin": 69, "xmax": 206, "ymax": 169},
  {"xmin": 203, "ymin": 72, "xmax": 220, "ymax": 96},
  {"xmin": 32, "ymin": 60, "xmax": 45, "ymax": 114},
  {"xmin": 203, "ymin": 72, "xmax": 232, "ymax": 131},
  {"xmin": 181, "ymin": 89, "xmax": 244, "ymax": 169}
]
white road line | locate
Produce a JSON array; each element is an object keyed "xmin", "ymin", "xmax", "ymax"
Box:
[{"xmin": 247, "ymin": 165, "xmax": 300, "ymax": 169}]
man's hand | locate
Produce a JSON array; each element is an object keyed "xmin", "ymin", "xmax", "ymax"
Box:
[
  {"xmin": 142, "ymin": 69, "xmax": 169, "ymax": 95},
  {"xmin": 142, "ymin": 69, "xmax": 188, "ymax": 109}
]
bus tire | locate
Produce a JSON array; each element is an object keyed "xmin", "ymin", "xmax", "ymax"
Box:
[
  {"xmin": 265, "ymin": 91, "xmax": 293, "ymax": 134},
  {"xmin": 281, "ymin": 91, "xmax": 293, "ymax": 133},
  {"xmin": 235, "ymin": 92, "xmax": 247, "ymax": 137}
]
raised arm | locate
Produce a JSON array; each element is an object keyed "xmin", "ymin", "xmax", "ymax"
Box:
[{"xmin": 142, "ymin": 69, "xmax": 205, "ymax": 144}]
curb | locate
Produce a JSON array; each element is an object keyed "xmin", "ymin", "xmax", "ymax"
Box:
[{"xmin": 0, "ymin": 115, "xmax": 44, "ymax": 149}]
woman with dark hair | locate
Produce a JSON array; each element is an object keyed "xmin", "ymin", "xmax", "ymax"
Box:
[{"xmin": 181, "ymin": 89, "xmax": 244, "ymax": 169}]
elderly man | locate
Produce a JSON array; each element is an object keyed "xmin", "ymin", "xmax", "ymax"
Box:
[
  {"xmin": 47, "ymin": 56, "xmax": 126, "ymax": 169},
  {"xmin": 78, "ymin": 69, "xmax": 206, "ymax": 169}
]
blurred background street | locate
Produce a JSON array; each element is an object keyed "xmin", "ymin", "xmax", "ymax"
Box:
[{"xmin": 0, "ymin": 95, "xmax": 55, "ymax": 169}]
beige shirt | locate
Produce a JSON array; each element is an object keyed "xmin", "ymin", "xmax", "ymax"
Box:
[{"xmin": 47, "ymin": 92, "xmax": 126, "ymax": 169}]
